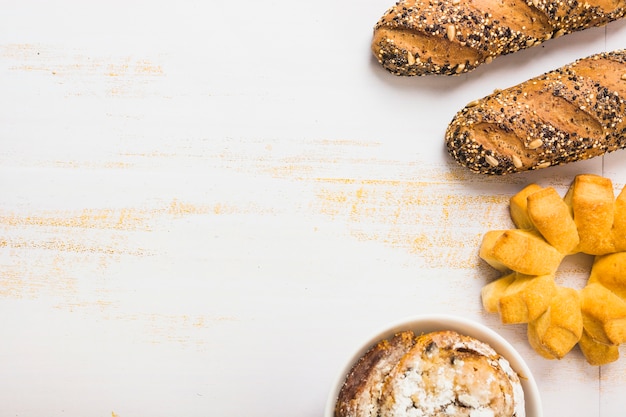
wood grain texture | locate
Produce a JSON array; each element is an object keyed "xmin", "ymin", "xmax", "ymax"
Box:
[{"xmin": 1, "ymin": 1, "xmax": 626, "ymax": 417}]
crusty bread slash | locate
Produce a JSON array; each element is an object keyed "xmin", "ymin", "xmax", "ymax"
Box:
[
  {"xmin": 445, "ymin": 50, "xmax": 626, "ymax": 174},
  {"xmin": 372, "ymin": 0, "xmax": 626, "ymax": 76}
]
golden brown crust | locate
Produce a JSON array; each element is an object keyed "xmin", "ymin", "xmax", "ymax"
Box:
[
  {"xmin": 482, "ymin": 272, "xmax": 517, "ymax": 314},
  {"xmin": 479, "ymin": 229, "xmax": 564, "ymax": 275},
  {"xmin": 589, "ymin": 252, "xmax": 626, "ymax": 299},
  {"xmin": 510, "ymin": 184, "xmax": 544, "ymax": 230},
  {"xmin": 578, "ymin": 329, "xmax": 620, "ymax": 366},
  {"xmin": 564, "ymin": 175, "xmax": 616, "ymax": 255},
  {"xmin": 480, "ymin": 175, "xmax": 626, "ymax": 365},
  {"xmin": 526, "ymin": 187, "xmax": 579, "ymax": 254},
  {"xmin": 527, "ymin": 286, "xmax": 582, "ymax": 359},
  {"xmin": 613, "ymin": 186, "xmax": 626, "ymax": 251},
  {"xmin": 497, "ymin": 273, "xmax": 558, "ymax": 324},
  {"xmin": 445, "ymin": 50, "xmax": 626, "ymax": 174},
  {"xmin": 372, "ymin": 0, "xmax": 626, "ymax": 76},
  {"xmin": 581, "ymin": 283, "xmax": 626, "ymax": 345}
]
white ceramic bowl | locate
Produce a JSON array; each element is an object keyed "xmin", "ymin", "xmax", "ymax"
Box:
[{"xmin": 325, "ymin": 314, "xmax": 542, "ymax": 417}]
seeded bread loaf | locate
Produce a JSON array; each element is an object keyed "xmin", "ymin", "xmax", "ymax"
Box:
[
  {"xmin": 372, "ymin": 0, "xmax": 626, "ymax": 76},
  {"xmin": 445, "ymin": 50, "xmax": 626, "ymax": 175}
]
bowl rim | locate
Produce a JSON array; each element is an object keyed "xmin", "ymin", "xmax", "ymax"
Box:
[{"xmin": 324, "ymin": 313, "xmax": 543, "ymax": 417}]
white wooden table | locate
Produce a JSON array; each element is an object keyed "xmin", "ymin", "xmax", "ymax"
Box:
[{"xmin": 2, "ymin": 2, "xmax": 626, "ymax": 416}]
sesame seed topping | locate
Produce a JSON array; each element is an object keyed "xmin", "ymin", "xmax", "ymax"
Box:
[
  {"xmin": 445, "ymin": 50, "xmax": 626, "ymax": 174},
  {"xmin": 407, "ymin": 51, "xmax": 416, "ymax": 65},
  {"xmin": 373, "ymin": 0, "xmax": 626, "ymax": 76},
  {"xmin": 447, "ymin": 24, "xmax": 456, "ymax": 41},
  {"xmin": 485, "ymin": 155, "xmax": 499, "ymax": 166}
]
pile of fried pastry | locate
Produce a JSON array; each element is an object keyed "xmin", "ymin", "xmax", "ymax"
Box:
[{"xmin": 481, "ymin": 174, "xmax": 626, "ymax": 365}]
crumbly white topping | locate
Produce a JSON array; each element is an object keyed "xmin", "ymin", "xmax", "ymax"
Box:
[{"xmin": 379, "ymin": 333, "xmax": 525, "ymax": 417}]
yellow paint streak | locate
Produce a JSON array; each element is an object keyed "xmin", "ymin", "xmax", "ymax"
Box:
[
  {"xmin": 314, "ymin": 177, "xmax": 508, "ymax": 269},
  {"xmin": 0, "ymin": 198, "xmax": 259, "ymax": 306},
  {"xmin": 0, "ymin": 252, "xmax": 79, "ymax": 300},
  {"xmin": 1, "ymin": 43, "xmax": 165, "ymax": 97},
  {"xmin": 167, "ymin": 200, "xmax": 255, "ymax": 217},
  {"xmin": 135, "ymin": 59, "xmax": 164, "ymax": 75},
  {"xmin": 1, "ymin": 198, "xmax": 254, "ymax": 234},
  {"xmin": 0, "ymin": 236, "xmax": 143, "ymax": 256},
  {"xmin": 168, "ymin": 199, "xmax": 210, "ymax": 216},
  {"xmin": 1, "ymin": 208, "xmax": 149, "ymax": 231}
]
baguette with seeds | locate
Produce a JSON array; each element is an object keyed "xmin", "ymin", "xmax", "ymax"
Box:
[
  {"xmin": 372, "ymin": 0, "xmax": 626, "ymax": 76},
  {"xmin": 445, "ymin": 50, "xmax": 626, "ymax": 175}
]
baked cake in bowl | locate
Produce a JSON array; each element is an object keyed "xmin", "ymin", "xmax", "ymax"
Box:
[{"xmin": 325, "ymin": 314, "xmax": 542, "ymax": 417}]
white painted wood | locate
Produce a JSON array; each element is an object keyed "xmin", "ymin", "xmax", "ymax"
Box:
[{"xmin": 1, "ymin": 1, "xmax": 625, "ymax": 416}]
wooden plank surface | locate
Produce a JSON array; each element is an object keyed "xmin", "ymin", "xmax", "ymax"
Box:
[{"xmin": 2, "ymin": 1, "xmax": 626, "ymax": 416}]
